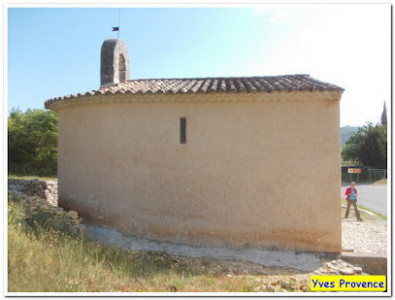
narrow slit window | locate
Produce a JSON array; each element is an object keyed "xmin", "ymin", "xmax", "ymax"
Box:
[{"xmin": 180, "ymin": 117, "xmax": 186, "ymax": 144}]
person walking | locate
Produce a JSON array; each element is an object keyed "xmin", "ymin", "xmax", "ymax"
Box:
[{"xmin": 344, "ymin": 181, "xmax": 362, "ymax": 221}]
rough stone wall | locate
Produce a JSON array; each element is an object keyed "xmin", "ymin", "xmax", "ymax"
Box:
[{"xmin": 8, "ymin": 179, "xmax": 58, "ymax": 206}]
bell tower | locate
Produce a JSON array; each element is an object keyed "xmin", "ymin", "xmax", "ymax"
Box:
[{"xmin": 100, "ymin": 39, "xmax": 130, "ymax": 87}]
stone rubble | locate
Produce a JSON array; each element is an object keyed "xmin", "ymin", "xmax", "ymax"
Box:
[
  {"xmin": 311, "ymin": 258, "xmax": 367, "ymax": 275},
  {"xmin": 8, "ymin": 179, "xmax": 58, "ymax": 206},
  {"xmin": 21, "ymin": 195, "xmax": 83, "ymax": 227},
  {"xmin": 65, "ymin": 210, "xmax": 79, "ymax": 220},
  {"xmin": 8, "ymin": 179, "xmax": 81, "ymax": 228}
]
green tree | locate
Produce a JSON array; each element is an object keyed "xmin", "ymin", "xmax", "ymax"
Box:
[
  {"xmin": 342, "ymin": 123, "xmax": 387, "ymax": 169},
  {"xmin": 8, "ymin": 108, "xmax": 58, "ymax": 176},
  {"xmin": 341, "ymin": 125, "xmax": 359, "ymax": 150}
]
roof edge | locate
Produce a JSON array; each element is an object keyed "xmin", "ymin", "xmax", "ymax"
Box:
[{"xmin": 45, "ymin": 89, "xmax": 343, "ymax": 112}]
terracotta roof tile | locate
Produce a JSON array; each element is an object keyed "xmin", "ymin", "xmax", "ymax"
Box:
[{"xmin": 45, "ymin": 75, "xmax": 344, "ymax": 108}]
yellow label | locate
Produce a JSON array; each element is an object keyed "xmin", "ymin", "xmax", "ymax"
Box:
[{"xmin": 310, "ymin": 275, "xmax": 386, "ymax": 292}]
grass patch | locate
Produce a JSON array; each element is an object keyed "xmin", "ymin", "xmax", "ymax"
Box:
[
  {"xmin": 8, "ymin": 193, "xmax": 310, "ymax": 293},
  {"xmin": 374, "ymin": 179, "xmax": 387, "ymax": 185},
  {"xmin": 357, "ymin": 204, "xmax": 387, "ymax": 221},
  {"xmin": 8, "ymin": 174, "xmax": 58, "ymax": 182},
  {"xmin": 341, "ymin": 199, "xmax": 387, "ymax": 221}
]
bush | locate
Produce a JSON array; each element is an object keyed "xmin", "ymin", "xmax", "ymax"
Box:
[{"xmin": 8, "ymin": 108, "xmax": 58, "ymax": 176}]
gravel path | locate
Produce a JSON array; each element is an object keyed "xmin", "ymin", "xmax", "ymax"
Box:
[
  {"xmin": 81, "ymin": 224, "xmax": 322, "ymax": 272},
  {"xmin": 342, "ymin": 218, "xmax": 387, "ymax": 256},
  {"xmin": 80, "ymin": 224, "xmax": 370, "ymax": 276}
]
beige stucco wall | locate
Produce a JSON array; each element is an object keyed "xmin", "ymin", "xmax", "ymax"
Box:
[{"xmin": 55, "ymin": 91, "xmax": 342, "ymax": 252}]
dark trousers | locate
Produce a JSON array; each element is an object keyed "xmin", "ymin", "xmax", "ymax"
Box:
[{"xmin": 345, "ymin": 200, "xmax": 361, "ymax": 220}]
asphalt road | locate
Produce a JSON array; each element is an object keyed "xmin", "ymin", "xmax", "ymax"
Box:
[{"xmin": 341, "ymin": 183, "xmax": 388, "ymax": 216}]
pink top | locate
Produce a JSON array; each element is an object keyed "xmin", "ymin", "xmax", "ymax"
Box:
[{"xmin": 345, "ymin": 187, "xmax": 358, "ymax": 200}]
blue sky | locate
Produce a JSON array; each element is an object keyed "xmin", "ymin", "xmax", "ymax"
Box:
[{"xmin": 7, "ymin": 4, "xmax": 391, "ymax": 126}]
